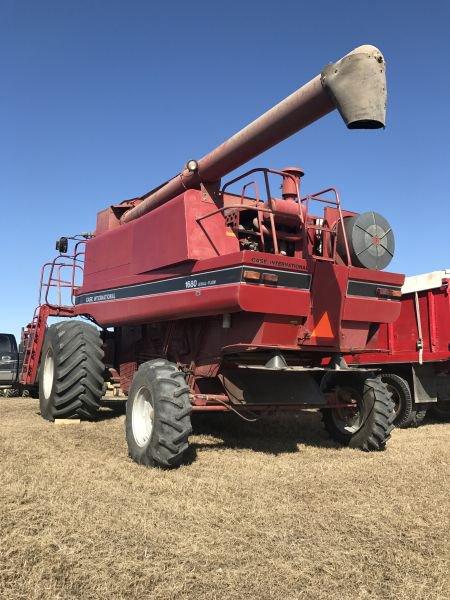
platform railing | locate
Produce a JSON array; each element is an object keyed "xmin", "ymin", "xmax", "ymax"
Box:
[
  {"xmin": 38, "ymin": 240, "xmax": 86, "ymax": 309},
  {"xmin": 198, "ymin": 168, "xmax": 351, "ymax": 263},
  {"xmin": 20, "ymin": 237, "xmax": 88, "ymax": 386},
  {"xmin": 300, "ymin": 187, "xmax": 351, "ymax": 265}
]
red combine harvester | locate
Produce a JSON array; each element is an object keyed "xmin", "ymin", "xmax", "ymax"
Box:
[
  {"xmin": 346, "ymin": 270, "xmax": 450, "ymax": 427},
  {"xmin": 20, "ymin": 45, "xmax": 405, "ymax": 467}
]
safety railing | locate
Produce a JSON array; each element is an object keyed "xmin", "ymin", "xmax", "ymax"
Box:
[
  {"xmin": 198, "ymin": 168, "xmax": 351, "ymax": 263},
  {"xmin": 20, "ymin": 236, "xmax": 89, "ymax": 385},
  {"xmin": 300, "ymin": 187, "xmax": 351, "ymax": 265},
  {"xmin": 38, "ymin": 239, "xmax": 87, "ymax": 309}
]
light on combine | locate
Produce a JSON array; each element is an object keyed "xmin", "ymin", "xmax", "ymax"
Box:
[
  {"xmin": 243, "ymin": 270, "xmax": 261, "ymax": 282},
  {"xmin": 186, "ymin": 159, "xmax": 198, "ymax": 173},
  {"xmin": 262, "ymin": 273, "xmax": 278, "ymax": 285},
  {"xmin": 55, "ymin": 237, "xmax": 68, "ymax": 254},
  {"xmin": 376, "ymin": 287, "xmax": 402, "ymax": 299}
]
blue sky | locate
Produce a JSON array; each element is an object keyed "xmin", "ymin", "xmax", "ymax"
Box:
[{"xmin": 1, "ymin": 0, "xmax": 449, "ymax": 339}]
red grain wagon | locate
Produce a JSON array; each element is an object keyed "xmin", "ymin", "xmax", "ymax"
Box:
[{"xmin": 346, "ymin": 270, "xmax": 450, "ymax": 426}]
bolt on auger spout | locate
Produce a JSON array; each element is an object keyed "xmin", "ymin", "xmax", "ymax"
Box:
[{"xmin": 120, "ymin": 44, "xmax": 386, "ymax": 224}]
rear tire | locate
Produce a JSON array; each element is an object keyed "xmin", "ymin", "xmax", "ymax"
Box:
[
  {"xmin": 322, "ymin": 375, "xmax": 395, "ymax": 451},
  {"xmin": 39, "ymin": 321, "xmax": 104, "ymax": 421},
  {"xmin": 381, "ymin": 373, "xmax": 413, "ymax": 428},
  {"xmin": 125, "ymin": 359, "xmax": 192, "ymax": 468},
  {"xmin": 380, "ymin": 373, "xmax": 428, "ymax": 428}
]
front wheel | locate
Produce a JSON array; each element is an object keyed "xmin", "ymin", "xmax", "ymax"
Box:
[
  {"xmin": 39, "ymin": 321, "xmax": 105, "ymax": 421},
  {"xmin": 322, "ymin": 375, "xmax": 395, "ymax": 451},
  {"xmin": 125, "ymin": 360, "xmax": 192, "ymax": 468}
]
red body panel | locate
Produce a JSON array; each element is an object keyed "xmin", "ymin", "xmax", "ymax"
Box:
[
  {"xmin": 83, "ymin": 190, "xmax": 238, "ymax": 290},
  {"xmin": 74, "ymin": 242, "xmax": 403, "ymax": 356},
  {"xmin": 346, "ymin": 278, "xmax": 450, "ymax": 365}
]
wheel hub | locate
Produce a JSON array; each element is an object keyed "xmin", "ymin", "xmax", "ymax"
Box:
[
  {"xmin": 131, "ymin": 386, "xmax": 154, "ymax": 447},
  {"xmin": 42, "ymin": 348, "xmax": 54, "ymax": 400},
  {"xmin": 331, "ymin": 387, "xmax": 363, "ymax": 434}
]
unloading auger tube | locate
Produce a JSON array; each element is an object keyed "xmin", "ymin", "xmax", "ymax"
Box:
[{"xmin": 120, "ymin": 44, "xmax": 386, "ymax": 224}]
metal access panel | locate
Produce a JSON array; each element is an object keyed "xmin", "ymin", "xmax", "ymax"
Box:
[
  {"xmin": 412, "ymin": 364, "xmax": 438, "ymax": 404},
  {"xmin": 222, "ymin": 369, "xmax": 326, "ymax": 405}
]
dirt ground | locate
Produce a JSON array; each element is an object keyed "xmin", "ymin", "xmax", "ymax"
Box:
[{"xmin": 0, "ymin": 398, "xmax": 448, "ymax": 600}]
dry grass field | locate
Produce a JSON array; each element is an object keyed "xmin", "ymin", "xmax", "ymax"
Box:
[{"xmin": 0, "ymin": 397, "xmax": 448, "ymax": 600}]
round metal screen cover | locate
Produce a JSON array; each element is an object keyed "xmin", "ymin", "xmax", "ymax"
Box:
[{"xmin": 347, "ymin": 211, "xmax": 394, "ymax": 270}]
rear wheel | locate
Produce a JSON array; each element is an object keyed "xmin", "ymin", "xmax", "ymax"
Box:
[
  {"xmin": 381, "ymin": 373, "xmax": 413, "ymax": 428},
  {"xmin": 322, "ymin": 375, "xmax": 395, "ymax": 451},
  {"xmin": 125, "ymin": 359, "xmax": 192, "ymax": 468},
  {"xmin": 39, "ymin": 321, "xmax": 105, "ymax": 421}
]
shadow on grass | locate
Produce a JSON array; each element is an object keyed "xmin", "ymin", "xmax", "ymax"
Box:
[
  {"xmin": 96, "ymin": 400, "xmax": 127, "ymax": 420},
  {"xmin": 93, "ymin": 404, "xmax": 340, "ymax": 456},
  {"xmin": 35, "ymin": 400, "xmax": 128, "ymax": 422},
  {"xmin": 190, "ymin": 411, "xmax": 340, "ymax": 455}
]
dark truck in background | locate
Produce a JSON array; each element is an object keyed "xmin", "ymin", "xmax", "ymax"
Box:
[
  {"xmin": 0, "ymin": 332, "xmax": 38, "ymax": 397},
  {"xmin": 0, "ymin": 333, "xmax": 20, "ymax": 396}
]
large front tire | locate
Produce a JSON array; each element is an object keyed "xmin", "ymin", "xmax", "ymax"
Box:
[
  {"xmin": 125, "ymin": 359, "xmax": 192, "ymax": 468},
  {"xmin": 39, "ymin": 321, "xmax": 104, "ymax": 421},
  {"xmin": 322, "ymin": 375, "xmax": 395, "ymax": 451}
]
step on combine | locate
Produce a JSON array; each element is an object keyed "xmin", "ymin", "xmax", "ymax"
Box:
[{"xmin": 21, "ymin": 45, "xmax": 404, "ymax": 467}]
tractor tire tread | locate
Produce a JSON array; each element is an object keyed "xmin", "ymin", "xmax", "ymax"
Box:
[
  {"xmin": 381, "ymin": 373, "xmax": 414, "ymax": 428},
  {"xmin": 39, "ymin": 321, "xmax": 104, "ymax": 421},
  {"xmin": 126, "ymin": 359, "xmax": 191, "ymax": 468},
  {"xmin": 322, "ymin": 375, "xmax": 394, "ymax": 452}
]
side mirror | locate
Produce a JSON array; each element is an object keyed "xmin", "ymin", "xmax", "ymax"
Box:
[{"xmin": 56, "ymin": 237, "xmax": 68, "ymax": 254}]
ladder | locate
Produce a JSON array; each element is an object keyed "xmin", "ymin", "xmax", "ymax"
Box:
[{"xmin": 19, "ymin": 241, "xmax": 86, "ymax": 386}]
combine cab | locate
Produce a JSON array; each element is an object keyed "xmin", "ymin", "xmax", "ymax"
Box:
[{"xmin": 21, "ymin": 45, "xmax": 404, "ymax": 467}]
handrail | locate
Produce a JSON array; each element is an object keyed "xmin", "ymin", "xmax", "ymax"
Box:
[
  {"xmin": 199, "ymin": 171, "xmax": 351, "ymax": 263},
  {"xmin": 222, "ymin": 167, "xmax": 303, "ymax": 224},
  {"xmin": 38, "ymin": 239, "xmax": 87, "ymax": 309},
  {"xmin": 300, "ymin": 187, "xmax": 352, "ymax": 265}
]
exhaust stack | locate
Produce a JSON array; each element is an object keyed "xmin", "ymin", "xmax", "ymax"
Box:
[{"xmin": 121, "ymin": 45, "xmax": 386, "ymax": 224}]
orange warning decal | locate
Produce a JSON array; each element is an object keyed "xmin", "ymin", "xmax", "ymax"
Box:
[{"xmin": 310, "ymin": 312, "xmax": 334, "ymax": 339}]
